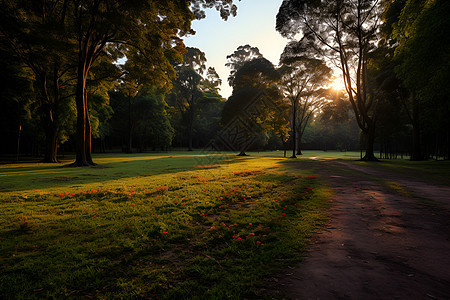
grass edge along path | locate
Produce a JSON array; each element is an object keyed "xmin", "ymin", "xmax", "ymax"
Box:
[{"xmin": 0, "ymin": 154, "xmax": 331, "ymax": 299}]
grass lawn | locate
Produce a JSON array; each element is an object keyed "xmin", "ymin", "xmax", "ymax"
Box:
[
  {"xmin": 298, "ymin": 150, "xmax": 450, "ymax": 185},
  {"xmin": 0, "ymin": 151, "xmax": 331, "ymax": 299}
]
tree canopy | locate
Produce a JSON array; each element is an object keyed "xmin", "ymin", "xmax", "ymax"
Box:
[{"xmin": 277, "ymin": 0, "xmax": 384, "ymax": 160}]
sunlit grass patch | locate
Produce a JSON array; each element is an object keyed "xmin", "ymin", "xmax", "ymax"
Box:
[
  {"xmin": 0, "ymin": 153, "xmax": 330, "ymax": 298},
  {"xmin": 383, "ymin": 180, "xmax": 412, "ymax": 197}
]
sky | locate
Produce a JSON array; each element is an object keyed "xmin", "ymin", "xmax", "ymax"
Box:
[{"xmin": 183, "ymin": 0, "xmax": 287, "ymax": 99}]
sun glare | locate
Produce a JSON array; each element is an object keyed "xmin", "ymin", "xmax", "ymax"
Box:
[{"xmin": 330, "ymin": 77, "xmax": 346, "ymax": 92}]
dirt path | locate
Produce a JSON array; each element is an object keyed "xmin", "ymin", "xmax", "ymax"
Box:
[{"xmin": 271, "ymin": 160, "xmax": 450, "ymax": 299}]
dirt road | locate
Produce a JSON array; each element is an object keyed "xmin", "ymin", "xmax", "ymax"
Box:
[{"xmin": 272, "ymin": 160, "xmax": 450, "ymax": 299}]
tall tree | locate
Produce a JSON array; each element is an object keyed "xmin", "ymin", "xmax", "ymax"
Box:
[
  {"xmin": 171, "ymin": 47, "xmax": 207, "ymax": 151},
  {"xmin": 225, "ymin": 44, "xmax": 263, "ymax": 87},
  {"xmin": 222, "ymin": 55, "xmax": 282, "ymax": 155},
  {"xmin": 65, "ymin": 0, "xmax": 238, "ymax": 166},
  {"xmin": 277, "ymin": 0, "xmax": 384, "ymax": 160},
  {"xmin": 278, "ymin": 38, "xmax": 332, "ymax": 157}
]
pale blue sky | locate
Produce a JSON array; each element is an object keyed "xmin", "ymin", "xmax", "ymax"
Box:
[{"xmin": 184, "ymin": 0, "xmax": 286, "ymax": 98}]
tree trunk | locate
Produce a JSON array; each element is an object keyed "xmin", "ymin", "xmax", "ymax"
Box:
[
  {"xmin": 43, "ymin": 123, "xmax": 59, "ymax": 163},
  {"xmin": 42, "ymin": 109, "xmax": 60, "ymax": 163},
  {"xmin": 188, "ymin": 121, "xmax": 193, "ymax": 151},
  {"xmin": 238, "ymin": 151, "xmax": 248, "ymax": 156},
  {"xmin": 361, "ymin": 125, "xmax": 377, "ymax": 161},
  {"xmin": 127, "ymin": 95, "xmax": 133, "ymax": 153},
  {"xmin": 38, "ymin": 73, "xmax": 60, "ymax": 163},
  {"xmin": 84, "ymin": 90, "xmax": 95, "ymax": 165},
  {"xmin": 291, "ymin": 100, "xmax": 297, "ymax": 158},
  {"xmin": 72, "ymin": 62, "xmax": 94, "ymax": 166},
  {"xmin": 101, "ymin": 137, "xmax": 106, "ymax": 153},
  {"xmin": 296, "ymin": 131, "xmax": 303, "ymax": 155}
]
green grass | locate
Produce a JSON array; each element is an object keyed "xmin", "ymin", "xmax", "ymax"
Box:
[
  {"xmin": 352, "ymin": 159, "xmax": 450, "ymax": 185},
  {"xmin": 296, "ymin": 150, "xmax": 450, "ymax": 185},
  {"xmin": 0, "ymin": 152, "xmax": 331, "ymax": 299}
]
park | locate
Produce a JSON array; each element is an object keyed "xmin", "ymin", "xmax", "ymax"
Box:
[{"xmin": 1, "ymin": 0, "xmax": 449, "ymax": 299}]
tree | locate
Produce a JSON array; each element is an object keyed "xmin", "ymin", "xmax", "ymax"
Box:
[
  {"xmin": 0, "ymin": 0, "xmax": 77, "ymax": 162},
  {"xmin": 278, "ymin": 38, "xmax": 332, "ymax": 157},
  {"xmin": 116, "ymin": 80, "xmax": 142, "ymax": 153},
  {"xmin": 194, "ymin": 89, "xmax": 226, "ymax": 148},
  {"xmin": 225, "ymin": 44, "xmax": 263, "ymax": 87},
  {"xmin": 203, "ymin": 67, "xmax": 223, "ymax": 93},
  {"xmin": 277, "ymin": 0, "xmax": 384, "ymax": 160},
  {"xmin": 108, "ymin": 88, "xmax": 174, "ymax": 152},
  {"xmin": 0, "ymin": 46, "xmax": 35, "ymax": 159},
  {"xmin": 314, "ymin": 91, "xmax": 360, "ymax": 151},
  {"xmin": 64, "ymin": 0, "xmax": 239, "ymax": 166},
  {"xmin": 222, "ymin": 54, "xmax": 282, "ymax": 155},
  {"xmin": 171, "ymin": 47, "xmax": 208, "ymax": 151},
  {"xmin": 392, "ymin": 0, "xmax": 450, "ymax": 159},
  {"xmin": 232, "ymin": 57, "xmax": 279, "ymax": 90},
  {"xmin": 134, "ymin": 93, "xmax": 174, "ymax": 152}
]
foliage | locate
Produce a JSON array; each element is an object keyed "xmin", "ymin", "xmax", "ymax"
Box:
[
  {"xmin": 222, "ymin": 52, "xmax": 284, "ymax": 154},
  {"xmin": 277, "ymin": 0, "xmax": 384, "ymax": 160},
  {"xmin": 108, "ymin": 89, "xmax": 174, "ymax": 151},
  {"xmin": 278, "ymin": 38, "xmax": 332, "ymax": 155},
  {"xmin": 232, "ymin": 57, "xmax": 280, "ymax": 90},
  {"xmin": 305, "ymin": 95, "xmax": 360, "ymax": 151},
  {"xmin": 0, "ymin": 47, "xmax": 35, "ymax": 154},
  {"xmin": 0, "ymin": 0, "xmax": 79, "ymax": 162},
  {"xmin": 225, "ymin": 44, "xmax": 263, "ymax": 87},
  {"xmin": 169, "ymin": 47, "xmax": 225, "ymax": 150},
  {"xmin": 393, "ymin": 0, "xmax": 450, "ymax": 155}
]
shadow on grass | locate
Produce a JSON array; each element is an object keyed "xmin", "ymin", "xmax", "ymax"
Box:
[{"xmin": 0, "ymin": 152, "xmax": 245, "ymax": 193}]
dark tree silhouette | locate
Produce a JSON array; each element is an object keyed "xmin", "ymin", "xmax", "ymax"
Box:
[
  {"xmin": 393, "ymin": 0, "xmax": 450, "ymax": 160},
  {"xmin": 0, "ymin": 1, "xmax": 76, "ymax": 163},
  {"xmin": 223, "ymin": 54, "xmax": 282, "ymax": 156},
  {"xmin": 278, "ymin": 38, "xmax": 331, "ymax": 157},
  {"xmin": 225, "ymin": 45, "xmax": 263, "ymax": 87},
  {"xmin": 172, "ymin": 47, "xmax": 207, "ymax": 151}
]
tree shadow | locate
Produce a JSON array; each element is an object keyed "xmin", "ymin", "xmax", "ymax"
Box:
[{"xmin": 0, "ymin": 153, "xmax": 243, "ymax": 193}]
